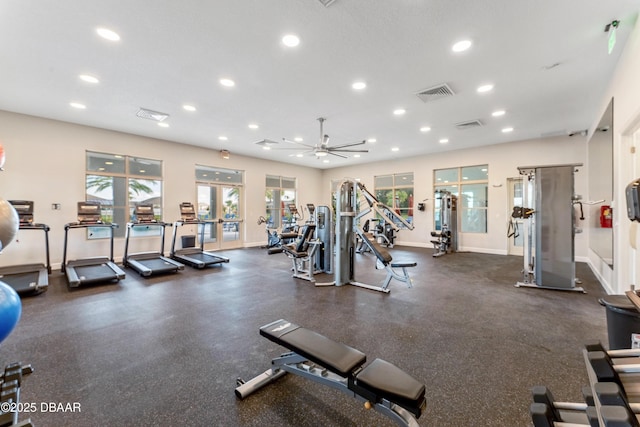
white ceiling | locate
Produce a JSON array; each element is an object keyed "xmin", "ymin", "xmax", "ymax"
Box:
[{"xmin": 1, "ymin": 1, "xmax": 638, "ymax": 169}]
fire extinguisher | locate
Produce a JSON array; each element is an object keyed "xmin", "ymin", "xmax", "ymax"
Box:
[{"xmin": 600, "ymin": 205, "xmax": 612, "ymax": 228}]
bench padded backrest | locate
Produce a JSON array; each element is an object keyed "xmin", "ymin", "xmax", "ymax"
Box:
[
  {"xmin": 260, "ymin": 319, "xmax": 366, "ymax": 377},
  {"xmin": 356, "ymin": 228, "xmax": 392, "ymax": 264},
  {"xmin": 294, "ymin": 224, "xmax": 315, "ymax": 252}
]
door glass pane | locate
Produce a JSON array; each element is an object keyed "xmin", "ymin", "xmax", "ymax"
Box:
[
  {"xmin": 461, "ymin": 183, "xmax": 488, "ymax": 232},
  {"xmin": 223, "ymin": 186, "xmax": 240, "ymax": 242},
  {"xmin": 197, "ymin": 185, "xmax": 217, "ymax": 243}
]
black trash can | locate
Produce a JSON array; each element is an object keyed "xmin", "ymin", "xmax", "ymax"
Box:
[
  {"xmin": 181, "ymin": 235, "xmax": 196, "ymax": 248},
  {"xmin": 599, "ymin": 295, "xmax": 640, "ymax": 349}
]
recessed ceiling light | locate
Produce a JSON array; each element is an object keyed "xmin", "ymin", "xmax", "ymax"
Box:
[
  {"xmin": 248, "ymin": 124, "xmax": 259, "ymax": 129},
  {"xmin": 367, "ymin": 138, "xmax": 376, "ymax": 143},
  {"xmin": 439, "ymin": 138, "xmax": 449, "ymax": 144},
  {"xmin": 263, "ymin": 146, "xmax": 271, "ymax": 150},
  {"xmin": 502, "ymin": 127, "xmax": 514, "ymax": 133},
  {"xmin": 70, "ymin": 102, "xmax": 86, "ymax": 109},
  {"xmin": 322, "ymin": 159, "xmax": 330, "ymax": 163},
  {"xmin": 294, "ymin": 137, "xmax": 303, "ymax": 142},
  {"xmin": 452, "ymin": 40, "xmax": 472, "ymax": 52},
  {"xmin": 282, "ymin": 34, "xmax": 300, "ymax": 47},
  {"xmin": 96, "ymin": 27, "xmax": 120, "ymax": 41},
  {"xmin": 183, "ymin": 104, "xmax": 196, "ymax": 112},
  {"xmin": 420, "ymin": 126, "xmax": 431, "ymax": 133},
  {"xmin": 393, "ymin": 108, "xmax": 406, "ymax": 116},
  {"xmin": 79, "ymin": 74, "xmax": 99, "ymax": 84},
  {"xmin": 220, "ymin": 78, "xmax": 235, "ymax": 87},
  {"xmin": 105, "ymin": 162, "xmax": 113, "ymax": 165},
  {"xmin": 391, "ymin": 147, "xmax": 399, "ymax": 152},
  {"xmin": 219, "ymin": 136, "xmax": 228, "ymax": 141},
  {"xmin": 98, "ymin": 167, "xmax": 105, "ymax": 171},
  {"xmin": 139, "ymin": 170, "xmax": 146, "ymax": 173},
  {"xmin": 158, "ymin": 122, "xmax": 169, "ymax": 128},
  {"xmin": 477, "ymin": 84, "xmax": 494, "ymax": 93},
  {"xmin": 492, "ymin": 110, "xmax": 506, "ymax": 117},
  {"xmin": 352, "ymin": 81, "xmax": 366, "ymax": 90},
  {"xmin": 353, "ymin": 154, "xmax": 361, "ymax": 158},
  {"xmin": 463, "ymin": 176, "xmax": 468, "ymax": 180},
  {"xmin": 296, "ymin": 154, "xmax": 303, "ymax": 158}
]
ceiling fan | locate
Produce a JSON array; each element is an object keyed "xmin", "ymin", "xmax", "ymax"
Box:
[{"xmin": 282, "ymin": 117, "xmax": 368, "ymax": 159}]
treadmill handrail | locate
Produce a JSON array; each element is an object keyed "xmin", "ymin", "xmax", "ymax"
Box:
[
  {"xmin": 64, "ymin": 222, "xmax": 118, "ymax": 230},
  {"xmin": 124, "ymin": 221, "xmax": 171, "ymax": 260},
  {"xmin": 7, "ymin": 222, "xmax": 51, "ymax": 275},
  {"xmin": 61, "ymin": 222, "xmax": 118, "ymax": 273}
]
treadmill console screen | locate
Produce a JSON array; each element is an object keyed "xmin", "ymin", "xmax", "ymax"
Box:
[
  {"xmin": 77, "ymin": 201, "xmax": 103, "ymax": 224},
  {"xmin": 180, "ymin": 202, "xmax": 197, "ymax": 222},
  {"xmin": 288, "ymin": 204, "xmax": 298, "ymax": 215},
  {"xmin": 135, "ymin": 204, "xmax": 156, "ymax": 223},
  {"xmin": 8, "ymin": 200, "xmax": 34, "ymax": 225}
]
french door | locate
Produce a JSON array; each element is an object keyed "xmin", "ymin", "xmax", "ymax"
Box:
[{"xmin": 196, "ymin": 183, "xmax": 243, "ymax": 250}]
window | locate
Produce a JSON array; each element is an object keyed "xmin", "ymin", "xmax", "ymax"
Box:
[
  {"xmin": 373, "ymin": 172, "xmax": 414, "ymax": 222},
  {"xmin": 86, "ymin": 151, "xmax": 162, "ymax": 238},
  {"xmin": 434, "ymin": 165, "xmax": 488, "ymax": 233},
  {"xmin": 265, "ymin": 175, "xmax": 296, "ymax": 229}
]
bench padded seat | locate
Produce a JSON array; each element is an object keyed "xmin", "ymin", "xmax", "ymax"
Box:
[
  {"xmin": 260, "ymin": 319, "xmax": 366, "ymax": 377},
  {"xmin": 356, "ymin": 358, "xmax": 426, "ymax": 417}
]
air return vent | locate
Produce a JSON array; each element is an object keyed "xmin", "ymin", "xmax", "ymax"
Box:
[
  {"xmin": 136, "ymin": 108, "xmax": 169, "ymax": 122},
  {"xmin": 455, "ymin": 120, "xmax": 483, "ymax": 130},
  {"xmin": 254, "ymin": 139, "xmax": 280, "ymax": 146},
  {"xmin": 416, "ymin": 83, "xmax": 455, "ymax": 102},
  {"xmin": 317, "ymin": 0, "xmax": 336, "ymax": 6}
]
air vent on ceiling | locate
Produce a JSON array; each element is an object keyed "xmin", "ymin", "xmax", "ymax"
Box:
[
  {"xmin": 254, "ymin": 139, "xmax": 280, "ymax": 146},
  {"xmin": 416, "ymin": 83, "xmax": 455, "ymax": 103},
  {"xmin": 136, "ymin": 108, "xmax": 169, "ymax": 122},
  {"xmin": 317, "ymin": 0, "xmax": 336, "ymax": 7},
  {"xmin": 455, "ymin": 119, "xmax": 483, "ymax": 130}
]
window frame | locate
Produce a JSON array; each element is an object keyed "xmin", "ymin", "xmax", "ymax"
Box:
[
  {"xmin": 433, "ymin": 164, "xmax": 488, "ymax": 233},
  {"xmin": 85, "ymin": 151, "xmax": 163, "ymax": 238}
]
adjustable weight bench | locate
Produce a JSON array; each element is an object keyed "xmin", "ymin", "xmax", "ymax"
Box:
[
  {"xmin": 355, "ymin": 228, "xmax": 416, "ymax": 292},
  {"xmin": 235, "ymin": 319, "xmax": 426, "ymax": 427}
]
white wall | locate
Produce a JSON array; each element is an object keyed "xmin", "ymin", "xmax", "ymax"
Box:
[
  {"xmin": 322, "ymin": 136, "xmax": 588, "ymax": 256},
  {"xmin": 591, "ymin": 15, "xmax": 640, "ymax": 294},
  {"xmin": 0, "ymin": 111, "xmax": 323, "ymax": 269}
]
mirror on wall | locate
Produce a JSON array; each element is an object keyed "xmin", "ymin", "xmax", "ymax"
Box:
[{"xmin": 588, "ymin": 98, "xmax": 614, "ymax": 268}]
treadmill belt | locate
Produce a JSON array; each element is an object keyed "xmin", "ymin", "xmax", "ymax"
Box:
[
  {"xmin": 0, "ymin": 272, "xmax": 40, "ymax": 294},
  {"xmin": 137, "ymin": 258, "xmax": 179, "ymax": 271},
  {"xmin": 74, "ymin": 264, "xmax": 119, "ymax": 283}
]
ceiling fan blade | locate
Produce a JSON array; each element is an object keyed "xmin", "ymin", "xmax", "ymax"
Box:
[
  {"xmin": 327, "ymin": 151, "xmax": 348, "ymax": 159},
  {"xmin": 330, "ymin": 148, "xmax": 369, "ymax": 153},
  {"xmin": 282, "ymin": 138, "xmax": 316, "ymax": 149},
  {"xmin": 329, "ymin": 140, "xmax": 367, "ymax": 149}
]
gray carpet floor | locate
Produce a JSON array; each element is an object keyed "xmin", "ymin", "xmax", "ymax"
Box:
[{"xmin": 0, "ymin": 247, "xmax": 610, "ymax": 426}]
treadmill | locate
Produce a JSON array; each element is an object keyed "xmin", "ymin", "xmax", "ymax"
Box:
[
  {"xmin": 62, "ymin": 201, "xmax": 126, "ymax": 288},
  {"xmin": 123, "ymin": 204, "xmax": 184, "ymax": 276},
  {"xmin": 170, "ymin": 202, "xmax": 230, "ymax": 269},
  {"xmin": 0, "ymin": 200, "xmax": 50, "ymax": 295}
]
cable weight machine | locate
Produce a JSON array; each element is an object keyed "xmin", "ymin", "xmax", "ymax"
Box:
[{"xmin": 515, "ymin": 164, "xmax": 584, "ymax": 292}]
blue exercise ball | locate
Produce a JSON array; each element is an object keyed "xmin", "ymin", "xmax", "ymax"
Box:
[{"xmin": 0, "ymin": 281, "xmax": 21, "ymax": 344}]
